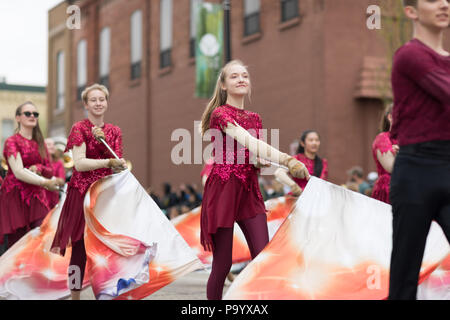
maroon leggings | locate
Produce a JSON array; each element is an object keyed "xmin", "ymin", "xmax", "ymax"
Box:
[
  {"xmin": 207, "ymin": 213, "xmax": 269, "ymax": 300},
  {"xmin": 7, "ymin": 218, "xmax": 44, "ymax": 249},
  {"xmin": 69, "ymin": 239, "xmax": 87, "ymax": 291}
]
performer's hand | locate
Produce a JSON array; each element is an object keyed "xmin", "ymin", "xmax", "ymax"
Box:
[
  {"xmin": 254, "ymin": 157, "xmax": 271, "ymax": 169},
  {"xmin": 108, "ymin": 158, "xmax": 127, "ymax": 171},
  {"xmin": 392, "ymin": 144, "xmax": 399, "ymax": 155},
  {"xmin": 290, "ymin": 184, "xmax": 303, "ymax": 197},
  {"xmin": 54, "ymin": 177, "xmax": 65, "ymax": 187},
  {"xmin": 41, "ymin": 179, "xmax": 60, "ymax": 192},
  {"xmin": 284, "ymin": 156, "xmax": 310, "ymax": 180},
  {"xmin": 92, "ymin": 126, "xmax": 106, "ymax": 142},
  {"xmin": 29, "ymin": 165, "xmax": 40, "ymax": 175}
]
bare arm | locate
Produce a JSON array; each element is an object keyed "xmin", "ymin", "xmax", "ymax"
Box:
[{"xmin": 376, "ymin": 150, "xmax": 396, "ymax": 174}]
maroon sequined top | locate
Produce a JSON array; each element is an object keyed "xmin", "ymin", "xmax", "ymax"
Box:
[
  {"xmin": 66, "ymin": 119, "xmax": 123, "ymax": 195},
  {"xmin": 208, "ymin": 104, "xmax": 263, "ymax": 190},
  {"xmin": 1, "ymin": 133, "xmax": 52, "ymax": 207}
]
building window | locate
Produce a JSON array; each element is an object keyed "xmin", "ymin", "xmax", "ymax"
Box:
[
  {"xmin": 281, "ymin": 0, "xmax": 299, "ymax": 22},
  {"xmin": 160, "ymin": 0, "xmax": 172, "ymax": 68},
  {"xmin": 190, "ymin": 0, "xmax": 203, "ymax": 57},
  {"xmin": 56, "ymin": 51, "xmax": 65, "ymax": 111},
  {"xmin": 1, "ymin": 119, "xmax": 14, "ymax": 155},
  {"xmin": 130, "ymin": 10, "xmax": 142, "ymax": 80},
  {"xmin": 99, "ymin": 27, "xmax": 110, "ymax": 87},
  {"xmin": 77, "ymin": 39, "xmax": 87, "ymax": 101},
  {"xmin": 244, "ymin": 0, "xmax": 260, "ymax": 36}
]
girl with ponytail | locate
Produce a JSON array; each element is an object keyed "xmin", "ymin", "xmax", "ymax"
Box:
[{"xmin": 200, "ymin": 60, "xmax": 309, "ymax": 300}]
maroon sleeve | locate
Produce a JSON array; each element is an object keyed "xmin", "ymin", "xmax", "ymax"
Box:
[
  {"xmin": 66, "ymin": 122, "xmax": 86, "ymax": 152},
  {"xmin": 210, "ymin": 107, "xmax": 237, "ymax": 131},
  {"xmin": 395, "ymin": 46, "xmax": 450, "ymax": 103}
]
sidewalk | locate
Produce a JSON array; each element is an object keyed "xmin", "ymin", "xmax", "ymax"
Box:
[{"xmin": 78, "ymin": 269, "xmax": 233, "ymax": 300}]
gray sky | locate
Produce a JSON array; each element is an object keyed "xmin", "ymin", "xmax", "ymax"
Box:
[{"xmin": 0, "ymin": 0, "xmax": 63, "ymax": 86}]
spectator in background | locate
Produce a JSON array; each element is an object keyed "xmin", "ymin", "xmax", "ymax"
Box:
[
  {"xmin": 161, "ymin": 182, "xmax": 179, "ymax": 218},
  {"xmin": 187, "ymin": 184, "xmax": 202, "ymax": 209},
  {"xmin": 44, "ymin": 138, "xmax": 66, "ymax": 209},
  {"xmin": 346, "ymin": 166, "xmax": 371, "ymax": 195},
  {"xmin": 275, "ymin": 130, "xmax": 328, "ymax": 197}
]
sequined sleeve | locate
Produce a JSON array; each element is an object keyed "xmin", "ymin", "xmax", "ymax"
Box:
[
  {"xmin": 373, "ymin": 132, "xmax": 394, "ymax": 155},
  {"xmin": 210, "ymin": 107, "xmax": 237, "ymax": 131},
  {"xmin": 3, "ymin": 136, "xmax": 19, "ymax": 159},
  {"xmin": 66, "ymin": 122, "xmax": 86, "ymax": 151}
]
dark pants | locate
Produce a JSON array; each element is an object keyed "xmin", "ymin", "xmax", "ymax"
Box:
[
  {"xmin": 388, "ymin": 141, "xmax": 450, "ymax": 300},
  {"xmin": 69, "ymin": 239, "xmax": 87, "ymax": 291},
  {"xmin": 207, "ymin": 213, "xmax": 269, "ymax": 300}
]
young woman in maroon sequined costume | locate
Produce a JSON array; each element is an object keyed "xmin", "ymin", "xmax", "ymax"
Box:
[
  {"xmin": 0, "ymin": 102, "xmax": 60, "ymax": 249},
  {"xmin": 50, "ymin": 84, "xmax": 126, "ymax": 300},
  {"xmin": 199, "ymin": 60, "xmax": 310, "ymax": 300}
]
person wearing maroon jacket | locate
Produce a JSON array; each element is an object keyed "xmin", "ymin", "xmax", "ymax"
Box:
[{"xmin": 388, "ymin": 0, "xmax": 450, "ymax": 300}]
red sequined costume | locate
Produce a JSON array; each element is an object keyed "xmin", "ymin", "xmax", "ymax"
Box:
[
  {"xmin": 51, "ymin": 119, "xmax": 122, "ymax": 256},
  {"xmin": 371, "ymin": 131, "xmax": 398, "ymax": 204},
  {"xmin": 200, "ymin": 104, "xmax": 266, "ymax": 251},
  {"xmin": 0, "ymin": 133, "xmax": 52, "ymax": 240}
]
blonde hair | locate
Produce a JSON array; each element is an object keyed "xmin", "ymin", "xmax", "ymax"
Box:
[
  {"xmin": 200, "ymin": 60, "xmax": 250, "ymax": 136},
  {"xmin": 81, "ymin": 83, "xmax": 110, "ymax": 104}
]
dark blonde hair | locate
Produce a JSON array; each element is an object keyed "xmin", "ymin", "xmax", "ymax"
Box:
[
  {"xmin": 200, "ymin": 60, "xmax": 250, "ymax": 136},
  {"xmin": 380, "ymin": 103, "xmax": 393, "ymax": 132},
  {"xmin": 15, "ymin": 101, "xmax": 47, "ymax": 159}
]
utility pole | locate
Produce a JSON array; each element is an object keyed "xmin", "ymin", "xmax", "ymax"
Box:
[{"xmin": 223, "ymin": 0, "xmax": 231, "ymax": 63}]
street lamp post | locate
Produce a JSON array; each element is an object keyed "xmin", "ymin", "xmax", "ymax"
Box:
[{"xmin": 223, "ymin": 0, "xmax": 231, "ymax": 63}]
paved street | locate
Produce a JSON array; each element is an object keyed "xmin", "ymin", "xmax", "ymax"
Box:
[{"xmin": 77, "ymin": 269, "xmax": 232, "ymax": 300}]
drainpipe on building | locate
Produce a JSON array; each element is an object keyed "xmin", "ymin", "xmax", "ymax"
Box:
[{"xmin": 223, "ymin": 0, "xmax": 231, "ymax": 63}]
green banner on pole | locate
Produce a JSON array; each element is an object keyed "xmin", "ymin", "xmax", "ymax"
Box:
[{"xmin": 195, "ymin": 2, "xmax": 224, "ymax": 98}]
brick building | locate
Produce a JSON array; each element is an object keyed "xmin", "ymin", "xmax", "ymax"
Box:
[{"xmin": 47, "ymin": 0, "xmax": 450, "ymax": 195}]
